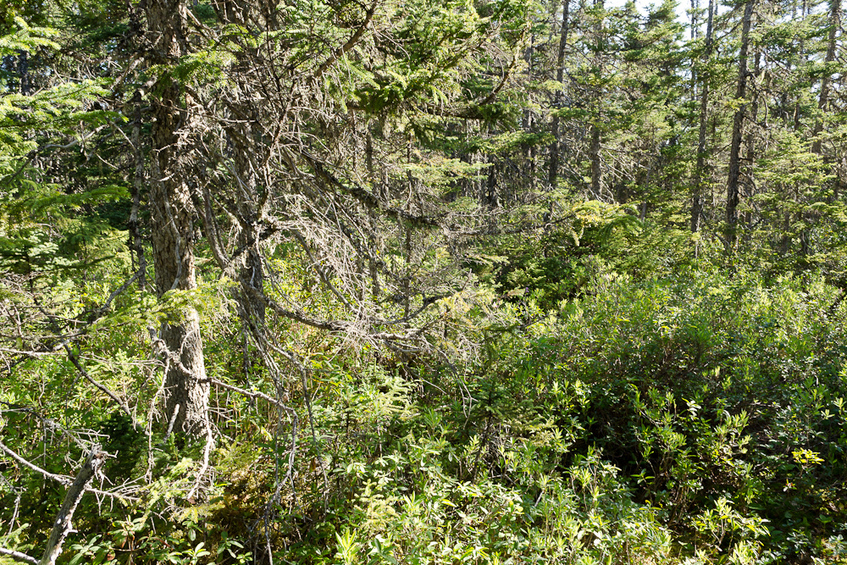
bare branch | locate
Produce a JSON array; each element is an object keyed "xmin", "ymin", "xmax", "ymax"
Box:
[
  {"xmin": 83, "ymin": 270, "xmax": 143, "ymax": 321},
  {"xmin": 314, "ymin": 0, "xmax": 379, "ymax": 79},
  {"xmin": 0, "ymin": 347, "xmax": 54, "ymax": 358},
  {"xmin": 185, "ymin": 429, "xmax": 215, "ymax": 504},
  {"xmin": 203, "ymin": 377, "xmax": 292, "ymax": 413},
  {"xmin": 0, "ymin": 440, "xmax": 73, "ymax": 486},
  {"xmin": 84, "ymin": 487, "xmax": 140, "ymax": 502},
  {"xmin": 63, "ymin": 346, "xmax": 138, "ymax": 429},
  {"xmin": 40, "ymin": 450, "xmax": 106, "ymax": 565},
  {"xmin": 300, "ymin": 150, "xmax": 442, "ymax": 228},
  {"xmin": 0, "ymin": 547, "xmax": 38, "ymax": 565}
]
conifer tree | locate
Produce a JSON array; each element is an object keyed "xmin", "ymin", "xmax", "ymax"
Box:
[
  {"xmin": 726, "ymin": 0, "xmax": 755, "ymax": 249},
  {"xmin": 691, "ymin": 0, "xmax": 714, "ymax": 233},
  {"xmin": 143, "ymin": 0, "xmax": 212, "ymax": 441}
]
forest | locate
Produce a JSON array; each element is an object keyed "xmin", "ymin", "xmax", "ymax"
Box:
[{"xmin": 0, "ymin": 0, "xmax": 845, "ymax": 562}]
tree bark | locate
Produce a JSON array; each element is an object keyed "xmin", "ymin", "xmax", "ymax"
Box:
[
  {"xmin": 231, "ymin": 105, "xmax": 266, "ymax": 333},
  {"xmin": 213, "ymin": 0, "xmax": 268, "ymax": 337},
  {"xmin": 743, "ymin": 48, "xmax": 761, "ymax": 228},
  {"xmin": 129, "ymin": 89, "xmax": 147, "ymax": 291},
  {"xmin": 691, "ymin": 0, "xmax": 713, "ymax": 233},
  {"xmin": 38, "ymin": 451, "xmax": 106, "ymax": 565},
  {"xmin": 725, "ymin": 0, "xmax": 754, "ymax": 249},
  {"xmin": 232, "ymin": 121, "xmax": 267, "ymax": 347},
  {"xmin": 0, "ymin": 450, "xmax": 106, "ymax": 565},
  {"xmin": 590, "ymin": 123, "xmax": 602, "ymax": 199},
  {"xmin": 145, "ymin": 0, "xmax": 212, "ymax": 439},
  {"xmin": 548, "ymin": 0, "xmax": 570, "ymax": 190},
  {"xmin": 811, "ymin": 0, "xmax": 841, "ymax": 155},
  {"xmin": 589, "ymin": 0, "xmax": 604, "ymax": 200},
  {"xmin": 524, "ymin": 37, "xmax": 537, "ymax": 194}
]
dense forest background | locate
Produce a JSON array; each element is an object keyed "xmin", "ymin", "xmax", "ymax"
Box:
[{"xmin": 0, "ymin": 0, "xmax": 845, "ymax": 562}]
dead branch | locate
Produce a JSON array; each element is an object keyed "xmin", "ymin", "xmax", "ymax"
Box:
[
  {"xmin": 313, "ymin": 0, "xmax": 380, "ymax": 79},
  {"xmin": 64, "ymin": 346, "xmax": 137, "ymax": 429},
  {"xmin": 300, "ymin": 150, "xmax": 442, "ymax": 228},
  {"xmin": 39, "ymin": 450, "xmax": 106, "ymax": 565},
  {"xmin": 0, "ymin": 447, "xmax": 107, "ymax": 565},
  {"xmin": 202, "ymin": 376, "xmax": 290, "ymax": 412},
  {"xmin": 0, "ymin": 440, "xmax": 73, "ymax": 485},
  {"xmin": 0, "ymin": 547, "xmax": 38, "ymax": 565},
  {"xmin": 0, "ymin": 440, "xmax": 131, "ymax": 501}
]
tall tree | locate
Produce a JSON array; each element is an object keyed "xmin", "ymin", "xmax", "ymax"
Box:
[
  {"xmin": 691, "ymin": 0, "xmax": 714, "ymax": 233},
  {"xmin": 589, "ymin": 0, "xmax": 606, "ymax": 201},
  {"xmin": 144, "ymin": 0, "xmax": 211, "ymax": 440},
  {"xmin": 548, "ymin": 0, "xmax": 571, "ymax": 190},
  {"xmin": 615, "ymin": 0, "xmax": 685, "ymax": 215},
  {"xmin": 726, "ymin": 0, "xmax": 755, "ymax": 249},
  {"xmin": 811, "ymin": 0, "xmax": 841, "ymax": 156}
]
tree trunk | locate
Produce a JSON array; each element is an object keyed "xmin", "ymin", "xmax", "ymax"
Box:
[
  {"xmin": 726, "ymin": 0, "xmax": 754, "ymax": 249},
  {"xmin": 233, "ymin": 124, "xmax": 267, "ymax": 333},
  {"xmin": 743, "ymin": 48, "xmax": 761, "ymax": 228},
  {"xmin": 589, "ymin": 0, "xmax": 604, "ymax": 200},
  {"xmin": 145, "ymin": 0, "xmax": 211, "ymax": 439},
  {"xmin": 691, "ymin": 0, "xmax": 713, "ymax": 233},
  {"xmin": 590, "ymin": 123, "xmax": 602, "ymax": 199},
  {"xmin": 129, "ymin": 89, "xmax": 147, "ymax": 291},
  {"xmin": 548, "ymin": 0, "xmax": 570, "ymax": 190},
  {"xmin": 811, "ymin": 0, "xmax": 841, "ymax": 155},
  {"xmin": 211, "ymin": 0, "xmax": 267, "ymax": 332},
  {"xmin": 690, "ymin": 0, "xmax": 699, "ymax": 40},
  {"xmin": 524, "ymin": 37, "xmax": 537, "ymax": 194}
]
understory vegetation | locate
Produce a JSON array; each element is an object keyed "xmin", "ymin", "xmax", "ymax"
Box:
[{"xmin": 3, "ymin": 239, "xmax": 847, "ymax": 564}]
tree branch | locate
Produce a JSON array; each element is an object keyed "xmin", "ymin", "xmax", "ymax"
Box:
[
  {"xmin": 300, "ymin": 150, "xmax": 442, "ymax": 228},
  {"xmin": 64, "ymin": 346, "xmax": 137, "ymax": 428},
  {"xmin": 0, "ymin": 547, "xmax": 38, "ymax": 565},
  {"xmin": 39, "ymin": 450, "xmax": 106, "ymax": 565},
  {"xmin": 313, "ymin": 0, "xmax": 379, "ymax": 79},
  {"xmin": 203, "ymin": 376, "xmax": 290, "ymax": 412},
  {"xmin": 0, "ymin": 440, "xmax": 73, "ymax": 486}
]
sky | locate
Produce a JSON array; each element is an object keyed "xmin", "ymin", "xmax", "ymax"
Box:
[{"xmin": 604, "ymin": 0, "xmax": 694, "ymax": 25}]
